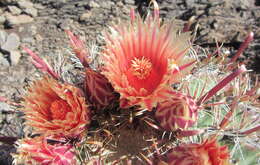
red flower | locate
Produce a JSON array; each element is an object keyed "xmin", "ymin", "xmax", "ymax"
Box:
[
  {"xmin": 167, "ymin": 138, "xmax": 231, "ymax": 165},
  {"xmin": 13, "ymin": 136, "xmax": 76, "ymax": 165},
  {"xmin": 102, "ymin": 11, "xmax": 194, "ymax": 110},
  {"xmin": 22, "ymin": 77, "xmax": 90, "ymax": 138},
  {"xmin": 155, "ymin": 92, "xmax": 198, "ymax": 130}
]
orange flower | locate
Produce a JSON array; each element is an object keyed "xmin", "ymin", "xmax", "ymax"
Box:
[
  {"xmin": 22, "ymin": 77, "xmax": 90, "ymax": 137},
  {"xmin": 155, "ymin": 92, "xmax": 198, "ymax": 130},
  {"xmin": 85, "ymin": 68, "xmax": 118, "ymax": 110},
  {"xmin": 13, "ymin": 136, "xmax": 76, "ymax": 165},
  {"xmin": 102, "ymin": 11, "xmax": 193, "ymax": 110},
  {"xmin": 167, "ymin": 138, "xmax": 231, "ymax": 165}
]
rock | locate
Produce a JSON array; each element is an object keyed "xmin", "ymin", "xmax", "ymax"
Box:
[
  {"xmin": 29, "ymin": 25, "xmax": 37, "ymax": 35},
  {"xmin": 124, "ymin": 0, "xmax": 135, "ymax": 5},
  {"xmin": 252, "ymin": 8, "xmax": 260, "ymax": 18},
  {"xmin": 0, "ymin": 0, "xmax": 18, "ymax": 5},
  {"xmin": 117, "ymin": 1, "xmax": 124, "ymax": 7},
  {"xmin": 76, "ymin": 1, "xmax": 89, "ymax": 7},
  {"xmin": 7, "ymin": 6, "xmax": 22, "ymax": 15},
  {"xmin": 100, "ymin": 1, "xmax": 114, "ymax": 9},
  {"xmin": 18, "ymin": 24, "xmax": 37, "ymax": 36},
  {"xmin": 24, "ymin": 7, "xmax": 38, "ymax": 17},
  {"xmin": 58, "ymin": 19, "xmax": 73, "ymax": 30},
  {"xmin": 17, "ymin": 0, "xmax": 34, "ymax": 9},
  {"xmin": 234, "ymin": 0, "xmax": 250, "ymax": 10},
  {"xmin": 0, "ymin": 102, "xmax": 12, "ymax": 112},
  {"xmin": 0, "ymin": 15, "xmax": 6, "ymax": 25},
  {"xmin": 21, "ymin": 37, "xmax": 35, "ymax": 44},
  {"xmin": 79, "ymin": 12, "xmax": 92, "ymax": 22},
  {"xmin": 33, "ymin": 3, "xmax": 45, "ymax": 10},
  {"xmin": 9, "ymin": 50, "xmax": 21, "ymax": 65},
  {"xmin": 0, "ymin": 53, "xmax": 9, "ymax": 67},
  {"xmin": 5, "ymin": 13, "xmax": 34, "ymax": 26},
  {"xmin": 35, "ymin": 34, "xmax": 43, "ymax": 42},
  {"xmin": 18, "ymin": 26, "xmax": 24, "ymax": 32},
  {"xmin": 185, "ymin": 0, "xmax": 196, "ymax": 8},
  {"xmin": 208, "ymin": 7, "xmax": 222, "ymax": 16},
  {"xmin": 89, "ymin": 1, "xmax": 100, "ymax": 8},
  {"xmin": 1, "ymin": 33, "xmax": 20, "ymax": 52},
  {"xmin": 0, "ymin": 30, "xmax": 8, "ymax": 46}
]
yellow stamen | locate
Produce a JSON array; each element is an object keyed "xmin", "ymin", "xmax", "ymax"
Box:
[{"xmin": 131, "ymin": 57, "xmax": 152, "ymax": 79}]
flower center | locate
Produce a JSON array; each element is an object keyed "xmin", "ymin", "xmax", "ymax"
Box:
[
  {"xmin": 131, "ymin": 57, "xmax": 152, "ymax": 79},
  {"xmin": 50, "ymin": 99, "xmax": 72, "ymax": 120}
]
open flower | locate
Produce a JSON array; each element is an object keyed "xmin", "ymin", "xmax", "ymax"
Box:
[
  {"xmin": 22, "ymin": 77, "xmax": 90, "ymax": 138},
  {"xmin": 13, "ymin": 136, "xmax": 76, "ymax": 165},
  {"xmin": 167, "ymin": 138, "xmax": 230, "ymax": 165},
  {"xmin": 102, "ymin": 10, "xmax": 194, "ymax": 110},
  {"xmin": 155, "ymin": 92, "xmax": 198, "ymax": 130}
]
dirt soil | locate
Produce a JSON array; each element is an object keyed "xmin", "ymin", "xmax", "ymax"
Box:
[{"xmin": 0, "ymin": 0, "xmax": 259, "ymax": 164}]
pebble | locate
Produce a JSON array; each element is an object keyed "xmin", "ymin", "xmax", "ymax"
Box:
[
  {"xmin": 89, "ymin": 1, "xmax": 100, "ymax": 8},
  {"xmin": 76, "ymin": 1, "xmax": 89, "ymax": 7},
  {"xmin": 21, "ymin": 37, "xmax": 35, "ymax": 44},
  {"xmin": 186, "ymin": 0, "xmax": 199, "ymax": 8},
  {"xmin": 17, "ymin": 0, "xmax": 34, "ymax": 9},
  {"xmin": 9, "ymin": 50, "xmax": 21, "ymax": 65},
  {"xmin": 117, "ymin": 1, "xmax": 124, "ymax": 7},
  {"xmin": 33, "ymin": 3, "xmax": 45, "ymax": 10},
  {"xmin": 58, "ymin": 19, "xmax": 73, "ymax": 30},
  {"xmin": 80, "ymin": 12, "xmax": 92, "ymax": 22},
  {"xmin": 100, "ymin": 1, "xmax": 114, "ymax": 9},
  {"xmin": 18, "ymin": 26, "xmax": 24, "ymax": 32},
  {"xmin": 0, "ymin": 102, "xmax": 12, "ymax": 112},
  {"xmin": 1, "ymin": 33, "xmax": 20, "ymax": 52},
  {"xmin": 0, "ymin": 0, "xmax": 18, "ymax": 5},
  {"xmin": 5, "ymin": 13, "xmax": 34, "ymax": 26},
  {"xmin": 124, "ymin": 0, "xmax": 135, "ymax": 5},
  {"xmin": 252, "ymin": 9, "xmax": 260, "ymax": 18},
  {"xmin": 0, "ymin": 30, "xmax": 8, "ymax": 46},
  {"xmin": 7, "ymin": 6, "xmax": 22, "ymax": 15},
  {"xmin": 29, "ymin": 25, "xmax": 37, "ymax": 35},
  {"xmin": 35, "ymin": 34, "xmax": 43, "ymax": 42},
  {"xmin": 24, "ymin": 7, "xmax": 38, "ymax": 17},
  {"xmin": 234, "ymin": 0, "xmax": 250, "ymax": 10},
  {"xmin": 0, "ymin": 52, "xmax": 9, "ymax": 67},
  {"xmin": 0, "ymin": 15, "xmax": 6, "ymax": 25}
]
